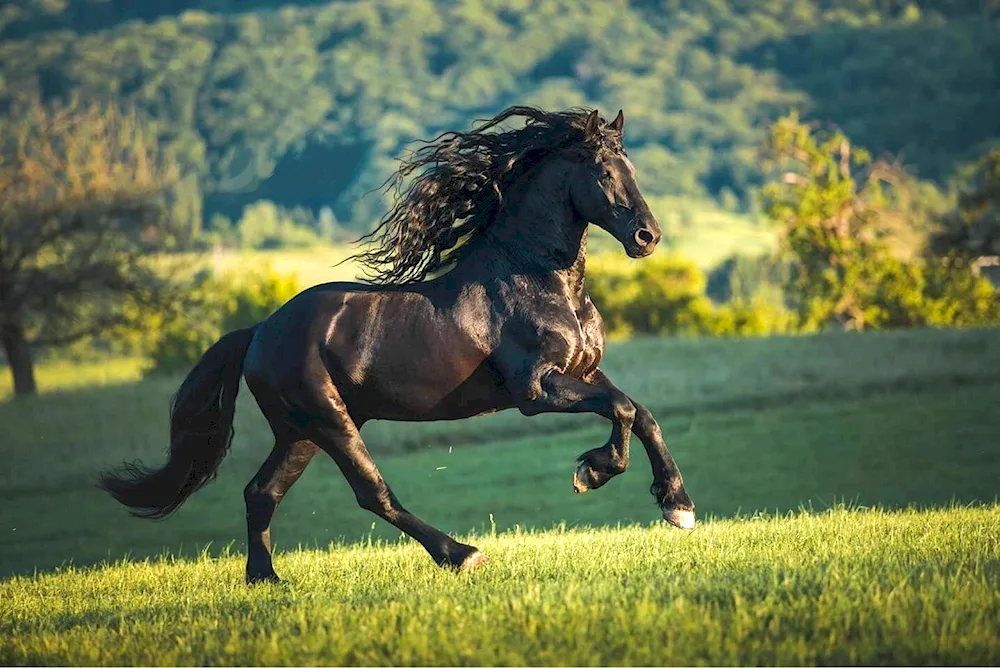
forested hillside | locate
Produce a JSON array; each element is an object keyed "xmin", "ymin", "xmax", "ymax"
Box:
[{"xmin": 1, "ymin": 0, "xmax": 998, "ymax": 235}]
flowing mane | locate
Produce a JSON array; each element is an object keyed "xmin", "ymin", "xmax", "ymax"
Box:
[
  {"xmin": 350, "ymin": 105, "xmax": 619, "ymax": 284},
  {"xmin": 99, "ymin": 98, "xmax": 689, "ymax": 585}
]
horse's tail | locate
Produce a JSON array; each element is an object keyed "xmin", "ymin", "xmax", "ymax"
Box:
[{"xmin": 99, "ymin": 325, "xmax": 259, "ymax": 519}]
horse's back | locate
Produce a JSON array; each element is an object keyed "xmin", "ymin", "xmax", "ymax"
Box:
[{"xmin": 243, "ymin": 280, "xmax": 511, "ymax": 423}]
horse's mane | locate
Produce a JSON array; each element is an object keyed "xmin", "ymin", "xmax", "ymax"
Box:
[{"xmin": 350, "ymin": 105, "xmax": 616, "ymax": 284}]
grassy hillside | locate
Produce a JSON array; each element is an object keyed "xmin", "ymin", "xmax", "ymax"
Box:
[
  {"xmin": 1, "ymin": 326, "xmax": 998, "ymax": 663},
  {"xmin": 198, "ymin": 212, "xmax": 775, "ymax": 284},
  {"xmin": 200, "ymin": 244, "xmax": 362, "ymax": 286},
  {"xmin": 1, "ymin": 506, "xmax": 997, "ymax": 665},
  {"xmin": 0, "ymin": 356, "xmax": 148, "ymax": 401},
  {"xmin": 0, "ymin": 231, "xmax": 775, "ymax": 401},
  {"xmin": 1, "ymin": 326, "xmax": 998, "ymax": 579}
]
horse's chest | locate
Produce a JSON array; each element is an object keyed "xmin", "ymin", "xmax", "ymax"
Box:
[{"xmin": 560, "ymin": 299, "xmax": 605, "ymax": 379}]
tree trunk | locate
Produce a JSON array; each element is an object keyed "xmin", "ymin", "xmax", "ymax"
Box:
[{"xmin": 1, "ymin": 322, "xmax": 37, "ymax": 397}]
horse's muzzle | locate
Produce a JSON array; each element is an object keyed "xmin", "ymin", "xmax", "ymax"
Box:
[{"xmin": 627, "ymin": 226, "xmax": 661, "ymax": 257}]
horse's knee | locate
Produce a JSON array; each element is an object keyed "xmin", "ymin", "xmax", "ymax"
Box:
[
  {"xmin": 610, "ymin": 391, "xmax": 636, "ymax": 426},
  {"xmin": 354, "ymin": 485, "xmax": 399, "ymax": 519}
]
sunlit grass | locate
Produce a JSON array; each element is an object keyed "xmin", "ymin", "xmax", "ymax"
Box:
[
  {"xmin": 1, "ymin": 506, "xmax": 997, "ymax": 665},
  {"xmin": 0, "ymin": 356, "xmax": 148, "ymax": 401},
  {"xmin": 646, "ymin": 196, "xmax": 776, "ymax": 268}
]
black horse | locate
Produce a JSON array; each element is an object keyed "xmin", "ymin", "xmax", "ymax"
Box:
[{"xmin": 100, "ymin": 106, "xmax": 696, "ymax": 583}]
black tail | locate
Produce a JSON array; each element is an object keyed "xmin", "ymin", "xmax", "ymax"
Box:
[{"xmin": 99, "ymin": 325, "xmax": 259, "ymax": 519}]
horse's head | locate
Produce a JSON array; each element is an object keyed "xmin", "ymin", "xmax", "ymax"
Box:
[{"xmin": 568, "ymin": 109, "xmax": 662, "ymax": 258}]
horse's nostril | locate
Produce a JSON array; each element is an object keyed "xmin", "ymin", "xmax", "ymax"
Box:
[{"xmin": 635, "ymin": 228, "xmax": 656, "ymax": 246}]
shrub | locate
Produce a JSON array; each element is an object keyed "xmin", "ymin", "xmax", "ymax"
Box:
[
  {"xmin": 588, "ymin": 253, "xmax": 795, "ymax": 339},
  {"xmin": 145, "ymin": 264, "xmax": 301, "ymax": 373},
  {"xmin": 713, "ymin": 297, "xmax": 800, "ymax": 337},
  {"xmin": 877, "ymin": 256, "xmax": 1000, "ymax": 328}
]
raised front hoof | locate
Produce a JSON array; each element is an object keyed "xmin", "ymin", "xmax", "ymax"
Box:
[
  {"xmin": 246, "ymin": 570, "xmax": 282, "ymax": 585},
  {"xmin": 663, "ymin": 508, "xmax": 697, "ymax": 530},
  {"xmin": 572, "ymin": 461, "xmax": 592, "ymax": 494},
  {"xmin": 573, "ymin": 458, "xmax": 618, "ymax": 494}
]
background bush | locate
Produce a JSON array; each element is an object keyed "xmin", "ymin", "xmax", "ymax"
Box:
[
  {"xmin": 146, "ymin": 264, "xmax": 301, "ymax": 373},
  {"xmin": 587, "ymin": 254, "xmax": 797, "ymax": 339}
]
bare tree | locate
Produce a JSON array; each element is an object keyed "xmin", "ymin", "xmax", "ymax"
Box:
[{"xmin": 0, "ymin": 99, "xmax": 183, "ymax": 396}]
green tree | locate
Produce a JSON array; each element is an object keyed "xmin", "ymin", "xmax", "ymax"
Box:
[
  {"xmin": 762, "ymin": 113, "xmax": 1000, "ymax": 331},
  {"xmin": 0, "ymin": 100, "xmax": 184, "ymax": 396},
  {"xmin": 762, "ymin": 112, "xmax": 892, "ymax": 330},
  {"xmin": 5, "ymin": 0, "xmax": 996, "ymax": 237}
]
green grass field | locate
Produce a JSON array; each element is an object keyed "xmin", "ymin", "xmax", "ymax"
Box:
[
  {"xmin": 2, "ymin": 506, "xmax": 997, "ymax": 666},
  {"xmin": 1, "ymin": 326, "xmax": 998, "ymax": 664},
  {"xmin": 0, "ymin": 355, "xmax": 148, "ymax": 401}
]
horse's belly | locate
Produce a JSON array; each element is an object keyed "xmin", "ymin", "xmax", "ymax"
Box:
[{"xmin": 344, "ymin": 359, "xmax": 514, "ymax": 422}]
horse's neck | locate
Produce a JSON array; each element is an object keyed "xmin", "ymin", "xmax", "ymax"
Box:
[{"xmin": 472, "ymin": 162, "xmax": 589, "ymax": 303}]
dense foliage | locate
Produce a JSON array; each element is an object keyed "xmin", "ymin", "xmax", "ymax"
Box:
[
  {"xmin": 0, "ymin": 100, "xmax": 185, "ymax": 395},
  {"xmin": 1, "ymin": 0, "xmax": 997, "ymax": 235},
  {"xmin": 588, "ymin": 254, "xmax": 795, "ymax": 339},
  {"xmin": 762, "ymin": 113, "xmax": 1000, "ymax": 331},
  {"xmin": 144, "ymin": 264, "xmax": 300, "ymax": 372},
  {"xmin": 931, "ymin": 147, "xmax": 1000, "ymax": 261},
  {"xmin": 586, "ymin": 113, "xmax": 1000, "ymax": 340}
]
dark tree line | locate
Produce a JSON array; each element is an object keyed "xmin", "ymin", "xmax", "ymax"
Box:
[{"xmin": 0, "ymin": 0, "xmax": 997, "ymax": 233}]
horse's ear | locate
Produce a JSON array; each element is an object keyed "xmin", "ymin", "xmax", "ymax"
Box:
[
  {"xmin": 609, "ymin": 109, "xmax": 624, "ymax": 134},
  {"xmin": 584, "ymin": 109, "xmax": 601, "ymax": 139}
]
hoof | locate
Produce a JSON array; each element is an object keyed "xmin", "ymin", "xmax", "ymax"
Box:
[
  {"xmin": 460, "ymin": 550, "xmax": 490, "ymax": 573},
  {"xmin": 572, "ymin": 461, "xmax": 591, "ymax": 494},
  {"xmin": 663, "ymin": 508, "xmax": 696, "ymax": 530}
]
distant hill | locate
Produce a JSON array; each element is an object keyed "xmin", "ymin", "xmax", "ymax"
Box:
[{"xmin": 1, "ymin": 0, "xmax": 998, "ymax": 241}]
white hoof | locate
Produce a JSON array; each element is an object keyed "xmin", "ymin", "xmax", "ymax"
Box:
[
  {"xmin": 460, "ymin": 550, "xmax": 490, "ymax": 572},
  {"xmin": 663, "ymin": 508, "xmax": 696, "ymax": 530}
]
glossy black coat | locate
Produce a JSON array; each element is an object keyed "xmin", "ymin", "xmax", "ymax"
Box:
[{"xmin": 100, "ymin": 109, "xmax": 696, "ymax": 582}]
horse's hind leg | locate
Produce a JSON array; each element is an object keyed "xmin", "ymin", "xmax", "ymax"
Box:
[
  {"xmin": 244, "ymin": 436, "xmax": 318, "ymax": 583},
  {"xmin": 300, "ymin": 390, "xmax": 488, "ymax": 571}
]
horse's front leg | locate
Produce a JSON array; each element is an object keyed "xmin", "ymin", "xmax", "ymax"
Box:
[
  {"xmin": 588, "ymin": 369, "xmax": 696, "ymax": 529},
  {"xmin": 515, "ymin": 368, "xmax": 637, "ymax": 493}
]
